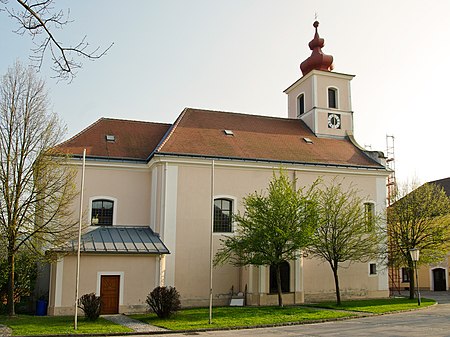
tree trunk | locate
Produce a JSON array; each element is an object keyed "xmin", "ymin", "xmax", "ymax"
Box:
[
  {"xmin": 276, "ymin": 264, "xmax": 283, "ymax": 307},
  {"xmin": 7, "ymin": 251, "xmax": 16, "ymax": 316},
  {"xmin": 332, "ymin": 265, "xmax": 341, "ymax": 306}
]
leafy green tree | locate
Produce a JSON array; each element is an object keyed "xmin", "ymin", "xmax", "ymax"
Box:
[
  {"xmin": 307, "ymin": 179, "xmax": 384, "ymax": 305},
  {"xmin": 0, "ymin": 62, "xmax": 78, "ymax": 316},
  {"xmin": 215, "ymin": 170, "xmax": 319, "ymax": 307},
  {"xmin": 388, "ymin": 181, "xmax": 450, "ymax": 299},
  {"xmin": 0, "ymin": 249, "xmax": 38, "ymax": 306}
]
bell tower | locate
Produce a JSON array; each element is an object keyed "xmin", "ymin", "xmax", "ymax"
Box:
[{"xmin": 285, "ymin": 21, "xmax": 354, "ymax": 138}]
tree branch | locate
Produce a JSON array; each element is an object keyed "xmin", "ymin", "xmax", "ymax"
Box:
[{"xmin": 2, "ymin": 0, "xmax": 113, "ymax": 81}]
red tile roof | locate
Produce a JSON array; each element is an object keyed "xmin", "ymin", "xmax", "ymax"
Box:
[
  {"xmin": 58, "ymin": 109, "xmax": 385, "ymax": 169},
  {"xmin": 57, "ymin": 118, "xmax": 171, "ymax": 160},
  {"xmin": 158, "ymin": 108, "xmax": 384, "ymax": 168}
]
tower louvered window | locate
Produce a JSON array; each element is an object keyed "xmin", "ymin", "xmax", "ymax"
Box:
[
  {"xmin": 297, "ymin": 94, "xmax": 305, "ymax": 117},
  {"xmin": 328, "ymin": 88, "xmax": 337, "ymax": 108}
]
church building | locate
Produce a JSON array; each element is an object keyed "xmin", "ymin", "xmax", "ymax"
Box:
[{"xmin": 47, "ymin": 21, "xmax": 390, "ymax": 315}]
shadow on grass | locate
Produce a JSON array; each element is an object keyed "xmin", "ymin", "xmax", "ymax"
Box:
[
  {"xmin": 305, "ymin": 297, "xmax": 436, "ymax": 313},
  {"xmin": 0, "ymin": 315, "xmax": 133, "ymax": 336}
]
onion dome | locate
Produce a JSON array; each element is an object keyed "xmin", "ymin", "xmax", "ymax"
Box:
[{"xmin": 300, "ymin": 21, "xmax": 334, "ymax": 76}]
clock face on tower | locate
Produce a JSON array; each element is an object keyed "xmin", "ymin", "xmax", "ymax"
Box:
[{"xmin": 327, "ymin": 113, "xmax": 341, "ymax": 129}]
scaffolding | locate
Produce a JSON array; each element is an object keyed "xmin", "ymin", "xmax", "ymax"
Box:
[
  {"xmin": 386, "ymin": 135, "xmax": 400, "ymax": 295},
  {"xmin": 386, "ymin": 135, "xmax": 397, "ymax": 207}
]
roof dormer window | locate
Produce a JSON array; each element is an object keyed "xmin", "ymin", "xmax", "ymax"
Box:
[
  {"xmin": 224, "ymin": 130, "xmax": 234, "ymax": 136},
  {"xmin": 105, "ymin": 134, "xmax": 115, "ymax": 142}
]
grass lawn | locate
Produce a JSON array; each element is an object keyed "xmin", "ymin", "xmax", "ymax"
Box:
[
  {"xmin": 131, "ymin": 297, "xmax": 436, "ymax": 331},
  {"xmin": 130, "ymin": 306, "xmax": 356, "ymax": 330},
  {"xmin": 0, "ymin": 298, "xmax": 436, "ymax": 335},
  {"xmin": 307, "ymin": 297, "xmax": 436, "ymax": 313},
  {"xmin": 0, "ymin": 315, "xmax": 133, "ymax": 336}
]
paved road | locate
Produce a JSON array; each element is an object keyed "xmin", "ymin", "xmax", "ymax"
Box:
[{"xmin": 123, "ymin": 291, "xmax": 450, "ymax": 337}]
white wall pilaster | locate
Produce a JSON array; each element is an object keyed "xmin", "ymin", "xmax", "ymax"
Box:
[
  {"xmin": 259, "ymin": 266, "xmax": 266, "ymax": 294},
  {"xmin": 161, "ymin": 164, "xmax": 178, "ymax": 287},
  {"xmin": 55, "ymin": 259, "xmax": 64, "ymax": 307}
]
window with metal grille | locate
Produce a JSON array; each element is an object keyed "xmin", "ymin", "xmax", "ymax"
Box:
[
  {"xmin": 92, "ymin": 199, "xmax": 114, "ymax": 226},
  {"xmin": 213, "ymin": 198, "xmax": 232, "ymax": 233}
]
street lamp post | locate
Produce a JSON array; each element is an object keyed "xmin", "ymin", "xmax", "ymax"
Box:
[{"xmin": 409, "ymin": 248, "xmax": 421, "ymax": 306}]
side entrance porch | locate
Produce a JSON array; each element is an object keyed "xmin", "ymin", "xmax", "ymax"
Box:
[{"xmin": 47, "ymin": 226, "xmax": 169, "ymax": 315}]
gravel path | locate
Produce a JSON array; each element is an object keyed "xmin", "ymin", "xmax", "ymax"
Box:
[
  {"xmin": 0, "ymin": 324, "xmax": 12, "ymax": 336},
  {"xmin": 102, "ymin": 314, "xmax": 167, "ymax": 332}
]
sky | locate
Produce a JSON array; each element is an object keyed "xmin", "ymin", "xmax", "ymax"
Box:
[{"xmin": 0, "ymin": 0, "xmax": 449, "ymax": 185}]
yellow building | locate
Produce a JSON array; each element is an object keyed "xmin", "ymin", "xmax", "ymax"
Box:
[
  {"xmin": 47, "ymin": 21, "xmax": 390, "ymax": 315},
  {"xmin": 391, "ymin": 177, "xmax": 450, "ymax": 293}
]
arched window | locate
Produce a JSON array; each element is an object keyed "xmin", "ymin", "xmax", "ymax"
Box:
[
  {"xmin": 92, "ymin": 199, "xmax": 114, "ymax": 226},
  {"xmin": 269, "ymin": 261, "xmax": 290, "ymax": 293},
  {"xmin": 214, "ymin": 198, "xmax": 233, "ymax": 233},
  {"xmin": 328, "ymin": 87, "xmax": 338, "ymax": 109},
  {"xmin": 297, "ymin": 93, "xmax": 305, "ymax": 117}
]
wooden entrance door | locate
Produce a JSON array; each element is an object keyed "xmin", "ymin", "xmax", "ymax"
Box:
[
  {"xmin": 100, "ymin": 275, "xmax": 120, "ymax": 314},
  {"xmin": 433, "ymin": 268, "xmax": 446, "ymax": 291}
]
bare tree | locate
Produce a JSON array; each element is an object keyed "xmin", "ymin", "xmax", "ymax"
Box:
[
  {"xmin": 0, "ymin": 62, "xmax": 78, "ymax": 316},
  {"xmin": 307, "ymin": 179, "xmax": 384, "ymax": 305},
  {"xmin": 1, "ymin": 0, "xmax": 113, "ymax": 81},
  {"xmin": 388, "ymin": 181, "xmax": 450, "ymax": 299}
]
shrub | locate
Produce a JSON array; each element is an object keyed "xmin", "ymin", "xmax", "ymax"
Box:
[
  {"xmin": 146, "ymin": 286, "xmax": 181, "ymax": 318},
  {"xmin": 78, "ymin": 293, "xmax": 101, "ymax": 321}
]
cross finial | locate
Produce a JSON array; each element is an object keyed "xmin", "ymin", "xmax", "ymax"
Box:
[{"xmin": 314, "ymin": 12, "xmax": 318, "ymax": 21}]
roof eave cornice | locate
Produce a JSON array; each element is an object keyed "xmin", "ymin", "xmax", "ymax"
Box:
[
  {"xmin": 153, "ymin": 152, "xmax": 388, "ymax": 172},
  {"xmin": 284, "ymin": 69, "xmax": 355, "ymax": 94}
]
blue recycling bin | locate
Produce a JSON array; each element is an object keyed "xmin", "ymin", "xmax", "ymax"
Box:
[{"xmin": 36, "ymin": 300, "xmax": 47, "ymax": 316}]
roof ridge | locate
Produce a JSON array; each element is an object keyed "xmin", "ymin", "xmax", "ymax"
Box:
[
  {"xmin": 346, "ymin": 132, "xmax": 386, "ymax": 168},
  {"xmin": 58, "ymin": 117, "xmax": 105, "ymax": 148},
  {"xmin": 99, "ymin": 117, "xmax": 171, "ymax": 126},
  {"xmin": 58, "ymin": 117, "xmax": 171, "ymax": 148},
  {"xmin": 186, "ymin": 107, "xmax": 293, "ymax": 122},
  {"xmin": 428, "ymin": 177, "xmax": 450, "ymax": 184},
  {"xmin": 155, "ymin": 108, "xmax": 188, "ymax": 153}
]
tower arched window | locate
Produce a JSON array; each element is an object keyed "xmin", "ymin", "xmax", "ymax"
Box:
[
  {"xmin": 92, "ymin": 199, "xmax": 114, "ymax": 226},
  {"xmin": 214, "ymin": 198, "xmax": 233, "ymax": 233},
  {"xmin": 269, "ymin": 261, "xmax": 290, "ymax": 293},
  {"xmin": 328, "ymin": 87, "xmax": 338, "ymax": 109},
  {"xmin": 297, "ymin": 93, "xmax": 305, "ymax": 117}
]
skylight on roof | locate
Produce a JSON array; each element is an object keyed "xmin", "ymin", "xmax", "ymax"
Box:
[
  {"xmin": 106, "ymin": 135, "xmax": 115, "ymax": 142},
  {"xmin": 224, "ymin": 129, "xmax": 234, "ymax": 136},
  {"xmin": 303, "ymin": 137, "xmax": 313, "ymax": 144}
]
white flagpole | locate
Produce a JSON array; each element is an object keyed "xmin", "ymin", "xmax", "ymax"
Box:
[
  {"xmin": 74, "ymin": 149, "xmax": 86, "ymax": 330},
  {"xmin": 208, "ymin": 159, "xmax": 215, "ymax": 324}
]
